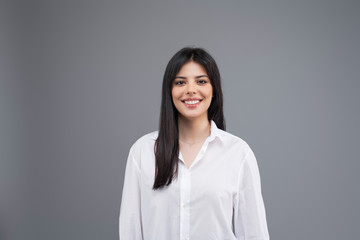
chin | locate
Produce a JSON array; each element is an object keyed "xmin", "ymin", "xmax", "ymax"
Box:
[{"xmin": 179, "ymin": 112, "xmax": 207, "ymax": 121}]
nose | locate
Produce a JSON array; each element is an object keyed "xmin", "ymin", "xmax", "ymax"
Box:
[{"xmin": 186, "ymin": 81, "xmax": 196, "ymax": 95}]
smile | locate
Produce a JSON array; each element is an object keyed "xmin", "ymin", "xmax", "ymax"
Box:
[
  {"xmin": 181, "ymin": 99, "xmax": 203, "ymax": 108},
  {"xmin": 184, "ymin": 100, "xmax": 200, "ymax": 104}
]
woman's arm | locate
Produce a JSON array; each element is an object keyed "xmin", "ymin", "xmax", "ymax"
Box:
[
  {"xmin": 119, "ymin": 146, "xmax": 143, "ymax": 240},
  {"xmin": 233, "ymin": 148, "xmax": 270, "ymax": 240}
]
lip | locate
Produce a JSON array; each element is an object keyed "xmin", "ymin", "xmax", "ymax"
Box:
[{"xmin": 180, "ymin": 98, "xmax": 203, "ymax": 108}]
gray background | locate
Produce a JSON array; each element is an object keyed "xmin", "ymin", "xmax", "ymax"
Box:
[{"xmin": 1, "ymin": 0, "xmax": 359, "ymax": 239}]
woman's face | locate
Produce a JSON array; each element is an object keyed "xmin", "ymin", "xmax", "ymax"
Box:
[{"xmin": 172, "ymin": 61, "xmax": 213, "ymax": 121}]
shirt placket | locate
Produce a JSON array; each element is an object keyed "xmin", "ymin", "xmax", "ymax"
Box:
[
  {"xmin": 179, "ymin": 140, "xmax": 212, "ymax": 240},
  {"xmin": 180, "ymin": 165, "xmax": 190, "ymax": 240}
]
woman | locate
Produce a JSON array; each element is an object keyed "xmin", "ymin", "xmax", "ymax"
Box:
[{"xmin": 119, "ymin": 47, "xmax": 269, "ymax": 240}]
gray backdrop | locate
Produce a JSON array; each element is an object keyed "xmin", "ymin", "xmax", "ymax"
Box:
[{"xmin": 1, "ymin": 0, "xmax": 359, "ymax": 239}]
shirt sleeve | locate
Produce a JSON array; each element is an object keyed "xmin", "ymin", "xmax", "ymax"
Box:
[
  {"xmin": 119, "ymin": 146, "xmax": 143, "ymax": 240},
  {"xmin": 233, "ymin": 148, "xmax": 270, "ymax": 240}
]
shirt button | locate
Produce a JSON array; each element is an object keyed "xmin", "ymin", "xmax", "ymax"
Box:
[{"xmin": 182, "ymin": 203, "xmax": 185, "ymax": 208}]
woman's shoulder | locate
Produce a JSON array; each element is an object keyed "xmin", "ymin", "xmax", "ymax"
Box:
[
  {"xmin": 216, "ymin": 128, "xmax": 252, "ymax": 152},
  {"xmin": 215, "ymin": 129, "xmax": 258, "ymax": 165},
  {"xmin": 129, "ymin": 130, "xmax": 158, "ymax": 153}
]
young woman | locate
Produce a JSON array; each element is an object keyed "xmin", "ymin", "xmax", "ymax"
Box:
[{"xmin": 119, "ymin": 48, "xmax": 269, "ymax": 240}]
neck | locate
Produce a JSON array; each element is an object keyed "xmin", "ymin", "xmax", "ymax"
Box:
[{"xmin": 178, "ymin": 115, "xmax": 211, "ymax": 143}]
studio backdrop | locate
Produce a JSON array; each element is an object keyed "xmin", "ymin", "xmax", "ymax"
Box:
[{"xmin": 1, "ymin": 0, "xmax": 359, "ymax": 240}]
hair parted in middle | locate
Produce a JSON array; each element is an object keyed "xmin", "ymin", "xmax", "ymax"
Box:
[{"xmin": 153, "ymin": 47, "xmax": 225, "ymax": 190}]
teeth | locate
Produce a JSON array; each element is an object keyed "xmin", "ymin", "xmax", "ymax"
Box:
[{"xmin": 184, "ymin": 100, "xmax": 200, "ymax": 104}]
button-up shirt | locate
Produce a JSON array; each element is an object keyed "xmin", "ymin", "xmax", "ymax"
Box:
[{"xmin": 119, "ymin": 121, "xmax": 269, "ymax": 240}]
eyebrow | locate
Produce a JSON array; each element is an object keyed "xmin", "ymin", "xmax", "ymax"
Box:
[{"xmin": 174, "ymin": 75, "xmax": 209, "ymax": 79}]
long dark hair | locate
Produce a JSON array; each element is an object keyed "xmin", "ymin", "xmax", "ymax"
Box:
[{"xmin": 153, "ymin": 47, "xmax": 225, "ymax": 190}]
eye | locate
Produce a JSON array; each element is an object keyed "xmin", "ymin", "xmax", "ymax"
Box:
[
  {"xmin": 197, "ymin": 80, "xmax": 208, "ymax": 84},
  {"xmin": 174, "ymin": 80, "xmax": 185, "ymax": 85}
]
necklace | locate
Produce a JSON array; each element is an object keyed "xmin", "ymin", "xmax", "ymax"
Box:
[
  {"xmin": 179, "ymin": 123, "xmax": 211, "ymax": 147},
  {"xmin": 179, "ymin": 138, "xmax": 206, "ymax": 147}
]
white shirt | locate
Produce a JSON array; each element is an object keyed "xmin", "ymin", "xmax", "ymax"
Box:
[{"xmin": 119, "ymin": 120, "xmax": 269, "ymax": 240}]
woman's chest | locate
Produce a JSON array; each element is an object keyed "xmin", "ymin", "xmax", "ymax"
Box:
[{"xmin": 139, "ymin": 150, "xmax": 242, "ymax": 205}]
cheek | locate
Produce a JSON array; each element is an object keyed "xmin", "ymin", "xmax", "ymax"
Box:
[
  {"xmin": 171, "ymin": 90, "xmax": 179, "ymax": 107},
  {"xmin": 171, "ymin": 87, "xmax": 181, "ymax": 100},
  {"xmin": 171, "ymin": 89, "xmax": 176, "ymax": 101},
  {"xmin": 206, "ymin": 86, "xmax": 213, "ymax": 98}
]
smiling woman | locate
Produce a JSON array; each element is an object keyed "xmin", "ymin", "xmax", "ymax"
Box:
[
  {"xmin": 119, "ymin": 47, "xmax": 270, "ymax": 240},
  {"xmin": 172, "ymin": 62, "xmax": 214, "ymax": 169}
]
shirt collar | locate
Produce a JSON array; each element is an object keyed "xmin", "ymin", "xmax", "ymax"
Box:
[
  {"xmin": 208, "ymin": 120, "xmax": 224, "ymax": 143},
  {"xmin": 151, "ymin": 120, "xmax": 224, "ymax": 142}
]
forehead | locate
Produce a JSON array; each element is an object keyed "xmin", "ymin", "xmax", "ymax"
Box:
[{"xmin": 176, "ymin": 61, "xmax": 208, "ymax": 76}]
